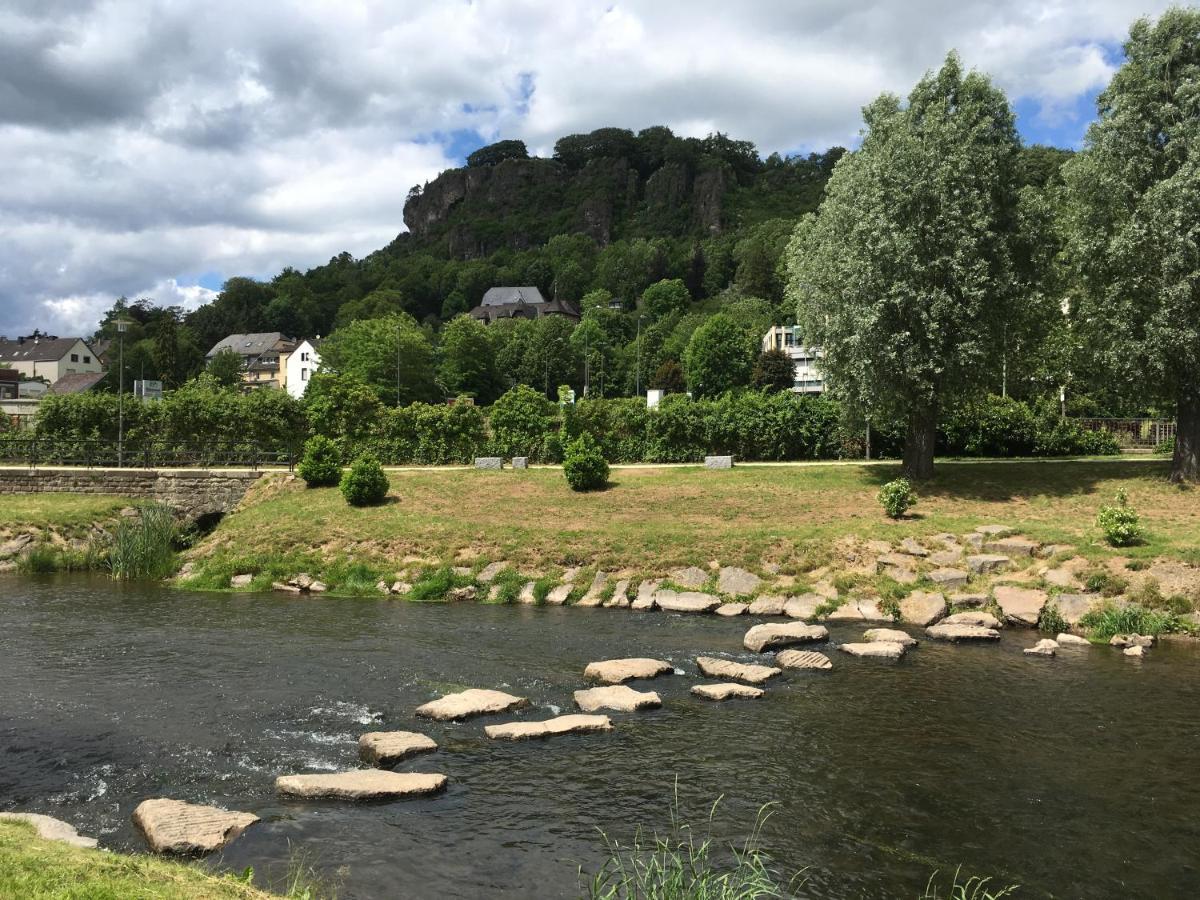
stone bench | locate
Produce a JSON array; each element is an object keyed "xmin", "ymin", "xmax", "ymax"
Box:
[
  {"xmin": 511, "ymin": 456, "xmax": 528, "ymax": 469},
  {"xmin": 474, "ymin": 457, "xmax": 503, "ymax": 469},
  {"xmin": 704, "ymin": 455, "xmax": 734, "ymax": 469}
]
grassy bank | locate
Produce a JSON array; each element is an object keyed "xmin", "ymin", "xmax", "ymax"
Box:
[
  {"xmin": 186, "ymin": 459, "xmax": 1198, "ymax": 583},
  {"xmin": 0, "ymin": 820, "xmax": 285, "ymax": 899},
  {"xmin": 0, "ymin": 494, "xmax": 132, "ymax": 533}
]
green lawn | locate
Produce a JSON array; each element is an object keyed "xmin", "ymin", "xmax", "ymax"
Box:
[{"xmin": 0, "ymin": 494, "xmax": 131, "ymax": 533}]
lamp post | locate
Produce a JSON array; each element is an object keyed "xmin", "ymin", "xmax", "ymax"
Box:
[
  {"xmin": 116, "ymin": 317, "xmax": 131, "ymax": 467},
  {"xmin": 635, "ymin": 315, "xmax": 644, "ymax": 397},
  {"xmin": 396, "ymin": 318, "xmax": 402, "ymax": 408}
]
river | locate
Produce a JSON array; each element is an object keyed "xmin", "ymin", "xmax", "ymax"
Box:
[{"xmin": 1, "ymin": 575, "xmax": 1198, "ymax": 898}]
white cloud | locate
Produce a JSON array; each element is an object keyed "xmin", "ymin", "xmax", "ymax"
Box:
[{"xmin": 0, "ymin": 0, "xmax": 1175, "ymax": 337}]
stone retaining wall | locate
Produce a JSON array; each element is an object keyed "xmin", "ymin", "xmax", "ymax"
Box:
[{"xmin": 0, "ymin": 468, "xmax": 265, "ymax": 519}]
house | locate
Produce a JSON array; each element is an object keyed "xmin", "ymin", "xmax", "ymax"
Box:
[
  {"xmin": 205, "ymin": 332, "xmax": 296, "ymax": 390},
  {"xmin": 0, "ymin": 333, "xmax": 104, "ymax": 384},
  {"xmin": 762, "ymin": 325, "xmax": 825, "ymax": 394},
  {"xmin": 286, "ymin": 338, "xmax": 323, "ymax": 398},
  {"xmin": 468, "ymin": 286, "xmax": 580, "ymax": 324}
]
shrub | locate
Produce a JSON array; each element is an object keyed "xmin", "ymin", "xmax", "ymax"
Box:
[
  {"xmin": 340, "ymin": 454, "xmax": 390, "ymax": 507},
  {"xmin": 489, "ymin": 384, "xmax": 557, "ymax": 460},
  {"xmin": 563, "ymin": 433, "xmax": 609, "ymax": 492},
  {"xmin": 1097, "ymin": 489, "xmax": 1142, "ymax": 546},
  {"xmin": 878, "ymin": 478, "xmax": 916, "ymax": 519},
  {"xmin": 1079, "ymin": 602, "xmax": 1178, "ymax": 641},
  {"xmin": 108, "ymin": 503, "xmax": 178, "ymax": 581},
  {"xmin": 297, "ymin": 435, "xmax": 342, "ymax": 487},
  {"xmin": 1082, "ymin": 567, "xmax": 1128, "ymax": 596},
  {"xmin": 1155, "ymin": 435, "xmax": 1175, "ymax": 456},
  {"xmin": 1039, "ymin": 603, "xmax": 1067, "ymax": 635}
]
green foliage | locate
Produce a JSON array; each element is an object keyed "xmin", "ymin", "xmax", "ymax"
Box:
[
  {"xmin": 108, "ymin": 503, "xmax": 178, "ymax": 581},
  {"xmin": 878, "ymin": 478, "xmax": 916, "ymax": 519},
  {"xmin": 1038, "ymin": 603, "xmax": 1067, "ymax": 635},
  {"xmin": 340, "ymin": 454, "xmax": 390, "ymax": 507},
  {"xmin": 751, "ymin": 349, "xmax": 795, "ymax": 393},
  {"xmin": 466, "ymin": 139, "xmax": 529, "ymax": 168},
  {"xmin": 319, "ymin": 314, "xmax": 438, "ymax": 406},
  {"xmin": 489, "ymin": 384, "xmax": 557, "ymax": 459},
  {"xmin": 1081, "ymin": 567, "xmax": 1128, "ymax": 597},
  {"xmin": 1079, "ymin": 602, "xmax": 1179, "ymax": 641},
  {"xmin": 437, "ymin": 314, "xmax": 503, "ymax": 403},
  {"xmin": 371, "ymin": 401, "xmax": 487, "ymax": 465},
  {"xmin": 206, "ymin": 347, "xmax": 244, "ymax": 387},
  {"xmin": 302, "ymin": 372, "xmax": 383, "ymax": 454},
  {"xmin": 1155, "ymin": 436, "xmax": 1175, "ymax": 457},
  {"xmin": 650, "ymin": 360, "xmax": 686, "ymax": 393},
  {"xmin": 641, "ymin": 278, "xmax": 692, "ymax": 320},
  {"xmin": 940, "ymin": 395, "xmax": 1119, "ymax": 458},
  {"xmin": 297, "ymin": 435, "xmax": 342, "ymax": 487},
  {"xmin": 920, "ymin": 869, "xmax": 1019, "ymax": 900},
  {"xmin": 563, "ymin": 433, "xmax": 610, "ymax": 492},
  {"xmin": 1097, "ymin": 489, "xmax": 1142, "ymax": 547},
  {"xmin": 683, "ymin": 314, "xmax": 756, "ymax": 398}
]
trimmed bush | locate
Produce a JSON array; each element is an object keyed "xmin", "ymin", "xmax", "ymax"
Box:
[
  {"xmin": 297, "ymin": 435, "xmax": 342, "ymax": 487},
  {"xmin": 1097, "ymin": 489, "xmax": 1142, "ymax": 546},
  {"xmin": 878, "ymin": 478, "xmax": 916, "ymax": 519},
  {"xmin": 340, "ymin": 454, "xmax": 390, "ymax": 507},
  {"xmin": 489, "ymin": 384, "xmax": 557, "ymax": 460},
  {"xmin": 563, "ymin": 433, "xmax": 610, "ymax": 492}
]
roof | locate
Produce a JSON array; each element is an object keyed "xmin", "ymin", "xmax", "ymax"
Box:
[
  {"xmin": 480, "ymin": 286, "xmax": 547, "ymax": 307},
  {"xmin": 205, "ymin": 332, "xmax": 294, "ymax": 358},
  {"xmin": 0, "ymin": 336, "xmax": 92, "ymax": 363},
  {"xmin": 47, "ymin": 371, "xmax": 108, "ymax": 394}
]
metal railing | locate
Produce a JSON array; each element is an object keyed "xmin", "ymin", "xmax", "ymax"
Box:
[
  {"xmin": 1073, "ymin": 418, "xmax": 1176, "ymax": 450},
  {"xmin": 0, "ymin": 439, "xmax": 299, "ymax": 471}
]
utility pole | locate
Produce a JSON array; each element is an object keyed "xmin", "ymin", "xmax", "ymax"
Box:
[
  {"xmin": 1001, "ymin": 321, "xmax": 1008, "ymax": 399},
  {"xmin": 395, "ymin": 319, "xmax": 402, "ymax": 408},
  {"xmin": 635, "ymin": 315, "xmax": 643, "ymax": 397},
  {"xmin": 117, "ymin": 318, "xmax": 129, "ymax": 467}
]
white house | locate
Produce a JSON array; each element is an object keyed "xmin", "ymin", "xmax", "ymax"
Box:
[
  {"xmin": 762, "ymin": 325, "xmax": 825, "ymax": 394},
  {"xmin": 286, "ymin": 339, "xmax": 323, "ymax": 398}
]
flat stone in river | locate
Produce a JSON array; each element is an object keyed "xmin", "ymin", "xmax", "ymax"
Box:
[
  {"xmin": 839, "ymin": 641, "xmax": 906, "ymax": 659},
  {"xmin": 359, "ymin": 731, "xmax": 438, "ymax": 766},
  {"xmin": 942, "ymin": 611, "xmax": 1003, "ymax": 629},
  {"xmin": 747, "ymin": 595, "xmax": 786, "ymax": 615},
  {"xmin": 899, "ymin": 591, "xmax": 946, "ymax": 626},
  {"xmin": 276, "ymin": 770, "xmax": 447, "ymax": 800},
  {"xmin": 584, "ymin": 658, "xmax": 673, "ymax": 683},
  {"xmin": 1024, "ymin": 638, "xmax": 1058, "ymax": 657},
  {"xmin": 415, "ymin": 688, "xmax": 529, "ymax": 721},
  {"xmin": 691, "ymin": 682, "xmax": 764, "ymax": 701},
  {"xmin": 574, "ymin": 685, "xmax": 662, "ymax": 712},
  {"xmin": 696, "ymin": 655, "xmax": 781, "ymax": 685},
  {"xmin": 484, "ymin": 714, "xmax": 613, "ymax": 740},
  {"xmin": 863, "ymin": 628, "xmax": 918, "ymax": 647},
  {"xmin": 926, "ymin": 623, "xmax": 1001, "ymax": 642},
  {"xmin": 1056, "ymin": 632, "xmax": 1091, "ymax": 646},
  {"xmin": 715, "ymin": 602, "xmax": 748, "ymax": 616},
  {"xmin": 994, "ymin": 586, "xmax": 1047, "ymax": 627},
  {"xmin": 654, "ymin": 590, "xmax": 721, "ymax": 613},
  {"xmin": 743, "ymin": 622, "xmax": 829, "ymax": 652},
  {"xmin": 0, "ymin": 812, "xmax": 97, "ymax": 849},
  {"xmin": 775, "ymin": 649, "xmax": 833, "ymax": 670},
  {"xmin": 132, "ymin": 798, "xmax": 258, "ymax": 854}
]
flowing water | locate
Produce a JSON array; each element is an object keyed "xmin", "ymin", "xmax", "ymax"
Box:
[{"xmin": 2, "ymin": 574, "xmax": 1199, "ymax": 899}]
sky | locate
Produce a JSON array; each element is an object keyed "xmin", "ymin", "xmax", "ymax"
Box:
[{"xmin": 0, "ymin": 0, "xmax": 1178, "ymax": 339}]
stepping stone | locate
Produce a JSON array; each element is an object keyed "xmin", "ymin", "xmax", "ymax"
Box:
[
  {"xmin": 576, "ymin": 572, "xmax": 608, "ymax": 607},
  {"xmin": 476, "ymin": 561, "xmax": 509, "ymax": 583},
  {"xmin": 899, "ymin": 591, "xmax": 946, "ymax": 626},
  {"xmin": 784, "ymin": 594, "xmax": 823, "ymax": 619},
  {"xmin": 926, "ymin": 623, "xmax": 1001, "ymax": 642},
  {"xmin": 717, "ymin": 566, "xmax": 761, "ymax": 597},
  {"xmin": 561, "ymin": 566, "xmax": 582, "ymax": 583},
  {"xmin": 743, "ymin": 622, "xmax": 828, "ymax": 653},
  {"xmin": 899, "ymin": 538, "xmax": 929, "ymax": 557},
  {"xmin": 670, "ymin": 566, "xmax": 709, "ymax": 589},
  {"xmin": 1124, "ymin": 645, "xmax": 1146, "ymax": 658},
  {"xmin": 864, "ymin": 628, "xmax": 918, "ymax": 647},
  {"xmin": 546, "ymin": 585, "xmax": 572, "ymax": 605},
  {"xmin": 966, "ymin": 554, "xmax": 1011, "ymax": 575},
  {"xmin": 602, "ymin": 579, "xmax": 631, "ymax": 608},
  {"xmin": 1110, "ymin": 634, "xmax": 1154, "ymax": 648},
  {"xmin": 358, "ymin": 731, "xmax": 438, "ymax": 766},
  {"xmin": 0, "ymin": 813, "xmax": 97, "ymax": 849},
  {"xmin": 942, "ymin": 611, "xmax": 1002, "ymax": 629},
  {"xmin": 518, "ymin": 582, "xmax": 537, "ymax": 604},
  {"xmin": 839, "ymin": 641, "xmax": 906, "ymax": 659},
  {"xmin": 632, "ymin": 580, "xmax": 659, "ymax": 610},
  {"xmin": 1043, "ymin": 567, "xmax": 1079, "ymax": 588},
  {"xmin": 775, "ymin": 649, "xmax": 832, "ymax": 670},
  {"xmin": 993, "ymin": 586, "xmax": 1047, "ymax": 627},
  {"xmin": 747, "ymin": 595, "xmax": 786, "ymax": 616},
  {"xmin": 1056, "ymin": 633, "xmax": 1090, "ymax": 646},
  {"xmin": 484, "ymin": 714, "xmax": 613, "ymax": 740},
  {"xmin": 696, "ymin": 656, "xmax": 781, "ymax": 685},
  {"xmin": 584, "ymin": 658, "xmax": 672, "ymax": 684},
  {"xmin": 876, "ymin": 553, "xmax": 916, "ymax": 575},
  {"xmin": 928, "ymin": 550, "xmax": 963, "ymax": 567},
  {"xmin": 715, "ymin": 602, "xmax": 748, "ymax": 616},
  {"xmin": 965, "ymin": 533, "xmax": 985, "ymax": 550},
  {"xmin": 653, "ymin": 590, "xmax": 720, "ymax": 613},
  {"xmin": 691, "ymin": 683, "xmax": 764, "ymax": 701},
  {"xmin": 276, "ymin": 771, "xmax": 446, "ymax": 800},
  {"xmin": 948, "ymin": 593, "xmax": 989, "ymax": 608},
  {"xmin": 984, "ymin": 537, "xmax": 1039, "ymax": 558},
  {"xmin": 1024, "ymin": 638, "xmax": 1058, "ymax": 657},
  {"xmin": 927, "ymin": 568, "xmax": 969, "ymax": 590},
  {"xmin": 574, "ymin": 685, "xmax": 662, "ymax": 712},
  {"xmin": 132, "ymin": 799, "xmax": 258, "ymax": 854},
  {"xmin": 1053, "ymin": 593, "xmax": 1102, "ymax": 625},
  {"xmin": 975, "ymin": 524, "xmax": 1015, "ymax": 537},
  {"xmin": 825, "ymin": 598, "xmax": 889, "ymax": 621},
  {"xmin": 415, "ymin": 689, "xmax": 529, "ymax": 721}
]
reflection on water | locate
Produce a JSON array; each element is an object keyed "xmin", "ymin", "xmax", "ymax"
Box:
[{"xmin": 2, "ymin": 574, "xmax": 1199, "ymax": 899}]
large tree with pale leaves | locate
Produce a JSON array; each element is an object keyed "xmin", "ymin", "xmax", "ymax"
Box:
[
  {"xmin": 1061, "ymin": 8, "xmax": 1200, "ymax": 483},
  {"xmin": 785, "ymin": 53, "xmax": 1025, "ymax": 478}
]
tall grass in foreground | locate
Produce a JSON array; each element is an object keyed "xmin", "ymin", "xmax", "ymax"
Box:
[
  {"xmin": 1079, "ymin": 602, "xmax": 1180, "ymax": 641},
  {"xmin": 920, "ymin": 869, "xmax": 1019, "ymax": 899},
  {"xmin": 108, "ymin": 503, "xmax": 178, "ymax": 580}
]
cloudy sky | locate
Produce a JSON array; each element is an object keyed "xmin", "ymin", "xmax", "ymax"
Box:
[{"xmin": 0, "ymin": 0, "xmax": 1176, "ymax": 338}]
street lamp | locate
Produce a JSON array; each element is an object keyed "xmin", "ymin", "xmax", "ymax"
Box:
[
  {"xmin": 635, "ymin": 315, "xmax": 644, "ymax": 397},
  {"xmin": 116, "ymin": 317, "xmax": 132, "ymax": 467}
]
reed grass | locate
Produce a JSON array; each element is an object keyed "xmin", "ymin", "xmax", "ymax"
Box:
[{"xmin": 107, "ymin": 503, "xmax": 179, "ymax": 580}]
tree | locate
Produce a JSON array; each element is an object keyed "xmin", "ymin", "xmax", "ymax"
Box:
[
  {"xmin": 319, "ymin": 314, "xmax": 438, "ymax": 406},
  {"xmin": 466, "ymin": 139, "xmax": 529, "ymax": 168},
  {"xmin": 206, "ymin": 348, "xmax": 244, "ymax": 387},
  {"xmin": 753, "ymin": 349, "xmax": 796, "ymax": 392},
  {"xmin": 683, "ymin": 314, "xmax": 756, "ymax": 398},
  {"xmin": 1061, "ymin": 9, "xmax": 1200, "ymax": 483},
  {"xmin": 640, "ymin": 278, "xmax": 691, "ymax": 320},
  {"xmin": 786, "ymin": 53, "xmax": 1023, "ymax": 478},
  {"xmin": 650, "ymin": 359, "xmax": 686, "ymax": 394},
  {"xmin": 438, "ymin": 315, "xmax": 502, "ymax": 403}
]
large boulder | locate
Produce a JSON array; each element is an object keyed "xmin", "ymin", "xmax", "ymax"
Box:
[
  {"xmin": 359, "ymin": 731, "xmax": 438, "ymax": 766},
  {"xmin": 415, "ymin": 689, "xmax": 529, "ymax": 721},
  {"xmin": 632, "ymin": 579, "xmax": 660, "ymax": 610},
  {"xmin": 691, "ymin": 683, "xmax": 764, "ymax": 701},
  {"xmin": 864, "ymin": 628, "xmax": 918, "ymax": 647},
  {"xmin": 744, "ymin": 622, "xmax": 828, "ymax": 653},
  {"xmin": 670, "ymin": 566, "xmax": 709, "ymax": 589},
  {"xmin": 775, "ymin": 649, "xmax": 832, "ymax": 670},
  {"xmin": 942, "ymin": 611, "xmax": 1002, "ymax": 629},
  {"xmin": 899, "ymin": 591, "xmax": 946, "ymax": 626},
  {"xmin": 654, "ymin": 590, "xmax": 721, "ymax": 613},
  {"xmin": 966, "ymin": 554, "xmax": 1011, "ymax": 575},
  {"xmin": 994, "ymin": 586, "xmax": 1048, "ymax": 627},
  {"xmin": 926, "ymin": 623, "xmax": 1001, "ymax": 642},
  {"xmin": 276, "ymin": 770, "xmax": 446, "ymax": 800},
  {"xmin": 1053, "ymin": 593, "xmax": 1102, "ymax": 626},
  {"xmin": 132, "ymin": 799, "xmax": 258, "ymax": 854},
  {"xmin": 484, "ymin": 714, "xmax": 613, "ymax": 740},
  {"xmin": 747, "ymin": 595, "xmax": 787, "ymax": 616},
  {"xmin": 1056, "ymin": 632, "xmax": 1091, "ymax": 646},
  {"xmin": 839, "ymin": 641, "xmax": 906, "ymax": 659},
  {"xmin": 574, "ymin": 685, "xmax": 662, "ymax": 712},
  {"xmin": 717, "ymin": 566, "xmax": 761, "ymax": 597},
  {"xmin": 784, "ymin": 594, "xmax": 823, "ymax": 619},
  {"xmin": 584, "ymin": 658, "xmax": 672, "ymax": 684},
  {"xmin": 695, "ymin": 656, "xmax": 781, "ymax": 685},
  {"xmin": 926, "ymin": 568, "xmax": 969, "ymax": 590},
  {"xmin": 0, "ymin": 812, "xmax": 97, "ymax": 849}
]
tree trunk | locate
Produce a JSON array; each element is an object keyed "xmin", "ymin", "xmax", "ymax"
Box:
[
  {"xmin": 1170, "ymin": 387, "xmax": 1200, "ymax": 483},
  {"xmin": 902, "ymin": 402, "xmax": 937, "ymax": 481}
]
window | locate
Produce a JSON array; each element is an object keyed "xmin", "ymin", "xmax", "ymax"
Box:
[
  {"xmin": 83, "ymin": 356, "xmax": 90, "ymax": 364},
  {"xmin": 70, "ymin": 353, "xmax": 79, "ymax": 362},
  {"xmin": 301, "ymin": 368, "xmax": 309, "ymax": 381},
  {"xmin": 300, "ymin": 352, "xmax": 309, "ymax": 362}
]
